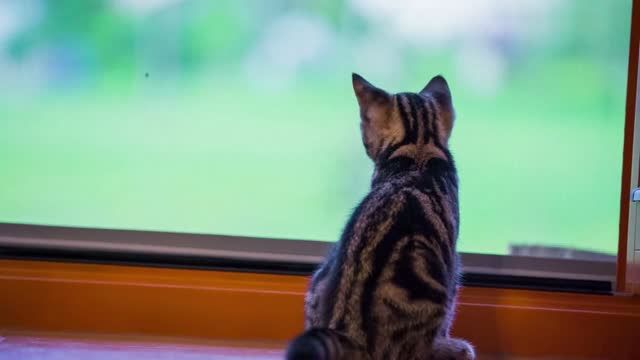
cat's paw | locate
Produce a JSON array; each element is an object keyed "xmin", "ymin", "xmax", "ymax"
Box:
[
  {"xmin": 454, "ymin": 341, "xmax": 475, "ymax": 360},
  {"xmin": 430, "ymin": 337, "xmax": 475, "ymax": 360}
]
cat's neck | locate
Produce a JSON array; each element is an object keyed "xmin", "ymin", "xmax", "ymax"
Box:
[{"xmin": 371, "ymin": 152, "xmax": 454, "ymax": 189}]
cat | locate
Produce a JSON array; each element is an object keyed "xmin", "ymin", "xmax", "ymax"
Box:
[{"xmin": 284, "ymin": 73, "xmax": 474, "ymax": 360}]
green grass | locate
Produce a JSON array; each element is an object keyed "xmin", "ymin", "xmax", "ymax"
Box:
[{"xmin": 0, "ymin": 70, "xmax": 625, "ymax": 255}]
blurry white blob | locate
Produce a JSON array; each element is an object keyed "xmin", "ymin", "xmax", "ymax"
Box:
[
  {"xmin": 455, "ymin": 43, "xmax": 506, "ymax": 96},
  {"xmin": 349, "ymin": 0, "xmax": 563, "ymax": 48},
  {"xmin": 0, "ymin": 0, "xmax": 45, "ymax": 96},
  {"xmin": 111, "ymin": 0, "xmax": 184, "ymax": 17},
  {"xmin": 351, "ymin": 36, "xmax": 403, "ymax": 85},
  {"xmin": 244, "ymin": 12, "xmax": 334, "ymax": 91},
  {"xmin": 0, "ymin": 0, "xmax": 41, "ymax": 48},
  {"xmin": 349, "ymin": 0, "xmax": 566, "ymax": 95}
]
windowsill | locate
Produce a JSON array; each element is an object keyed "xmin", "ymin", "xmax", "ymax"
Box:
[
  {"xmin": 1, "ymin": 259, "xmax": 639, "ymax": 359},
  {"xmin": 0, "ymin": 222, "xmax": 617, "ymax": 289}
]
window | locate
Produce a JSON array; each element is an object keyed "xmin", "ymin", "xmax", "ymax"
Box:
[{"xmin": 0, "ymin": 1, "xmax": 633, "ymax": 289}]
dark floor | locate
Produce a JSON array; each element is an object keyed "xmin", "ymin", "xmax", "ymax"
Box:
[{"xmin": 0, "ymin": 332, "xmax": 592, "ymax": 360}]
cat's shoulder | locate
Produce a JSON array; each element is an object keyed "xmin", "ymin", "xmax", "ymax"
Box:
[{"xmin": 361, "ymin": 181, "xmax": 418, "ymax": 211}]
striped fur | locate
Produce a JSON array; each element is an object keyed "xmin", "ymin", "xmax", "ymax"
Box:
[{"xmin": 285, "ymin": 74, "xmax": 474, "ymax": 360}]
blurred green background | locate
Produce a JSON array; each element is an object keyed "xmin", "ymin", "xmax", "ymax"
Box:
[{"xmin": 0, "ymin": 0, "xmax": 631, "ymax": 255}]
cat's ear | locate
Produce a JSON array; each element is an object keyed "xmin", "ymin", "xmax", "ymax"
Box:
[
  {"xmin": 352, "ymin": 73, "xmax": 394, "ymax": 160},
  {"xmin": 419, "ymin": 75, "xmax": 452, "ymax": 111},
  {"xmin": 420, "ymin": 75, "xmax": 454, "ymax": 142},
  {"xmin": 352, "ymin": 73, "xmax": 391, "ymax": 110}
]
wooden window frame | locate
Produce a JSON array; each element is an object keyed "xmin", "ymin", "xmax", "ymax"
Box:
[{"xmin": 619, "ymin": 0, "xmax": 640, "ymax": 294}]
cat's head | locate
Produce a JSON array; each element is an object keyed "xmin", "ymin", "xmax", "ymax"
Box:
[{"xmin": 352, "ymin": 73, "xmax": 454, "ymax": 166}]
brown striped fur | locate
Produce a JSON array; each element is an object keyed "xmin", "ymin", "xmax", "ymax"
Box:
[{"xmin": 285, "ymin": 74, "xmax": 474, "ymax": 360}]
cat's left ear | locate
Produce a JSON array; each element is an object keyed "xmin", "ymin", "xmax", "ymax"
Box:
[
  {"xmin": 352, "ymin": 73, "xmax": 391, "ymax": 110},
  {"xmin": 352, "ymin": 73, "xmax": 393, "ymax": 160}
]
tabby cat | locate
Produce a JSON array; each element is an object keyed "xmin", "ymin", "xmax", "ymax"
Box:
[{"xmin": 284, "ymin": 73, "xmax": 474, "ymax": 360}]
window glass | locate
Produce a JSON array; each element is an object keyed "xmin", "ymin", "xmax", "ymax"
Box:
[{"xmin": 0, "ymin": 0, "xmax": 631, "ymax": 257}]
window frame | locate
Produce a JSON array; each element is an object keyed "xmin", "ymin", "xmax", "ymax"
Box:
[
  {"xmin": 619, "ymin": 0, "xmax": 640, "ymax": 294},
  {"xmin": 0, "ymin": 0, "xmax": 640, "ymax": 292},
  {"xmin": 0, "ymin": 222, "xmax": 616, "ymax": 292},
  {"xmin": 0, "ymin": 1, "xmax": 635, "ymax": 293}
]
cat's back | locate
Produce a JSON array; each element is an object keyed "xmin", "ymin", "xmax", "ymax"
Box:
[
  {"xmin": 353, "ymin": 159, "xmax": 458, "ymax": 244},
  {"xmin": 313, "ymin": 172, "xmax": 457, "ymax": 354},
  {"xmin": 346, "ymin": 169, "xmax": 456, "ymax": 260}
]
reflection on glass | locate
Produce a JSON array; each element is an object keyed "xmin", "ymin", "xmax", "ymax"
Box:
[{"xmin": 0, "ymin": 0, "xmax": 631, "ymax": 257}]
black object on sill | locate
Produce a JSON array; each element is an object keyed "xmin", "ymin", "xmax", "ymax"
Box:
[{"xmin": 508, "ymin": 244, "xmax": 616, "ymax": 262}]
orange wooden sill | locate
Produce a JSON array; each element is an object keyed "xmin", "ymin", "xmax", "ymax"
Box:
[{"xmin": 1, "ymin": 259, "xmax": 639, "ymax": 359}]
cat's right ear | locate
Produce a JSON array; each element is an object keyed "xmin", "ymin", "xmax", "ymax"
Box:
[{"xmin": 352, "ymin": 73, "xmax": 391, "ymax": 111}]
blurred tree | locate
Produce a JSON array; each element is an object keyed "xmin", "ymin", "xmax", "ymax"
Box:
[
  {"xmin": 555, "ymin": 0, "xmax": 631, "ymax": 63},
  {"xmin": 8, "ymin": 0, "xmax": 136, "ymax": 84},
  {"xmin": 177, "ymin": 1, "xmax": 264, "ymax": 73}
]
